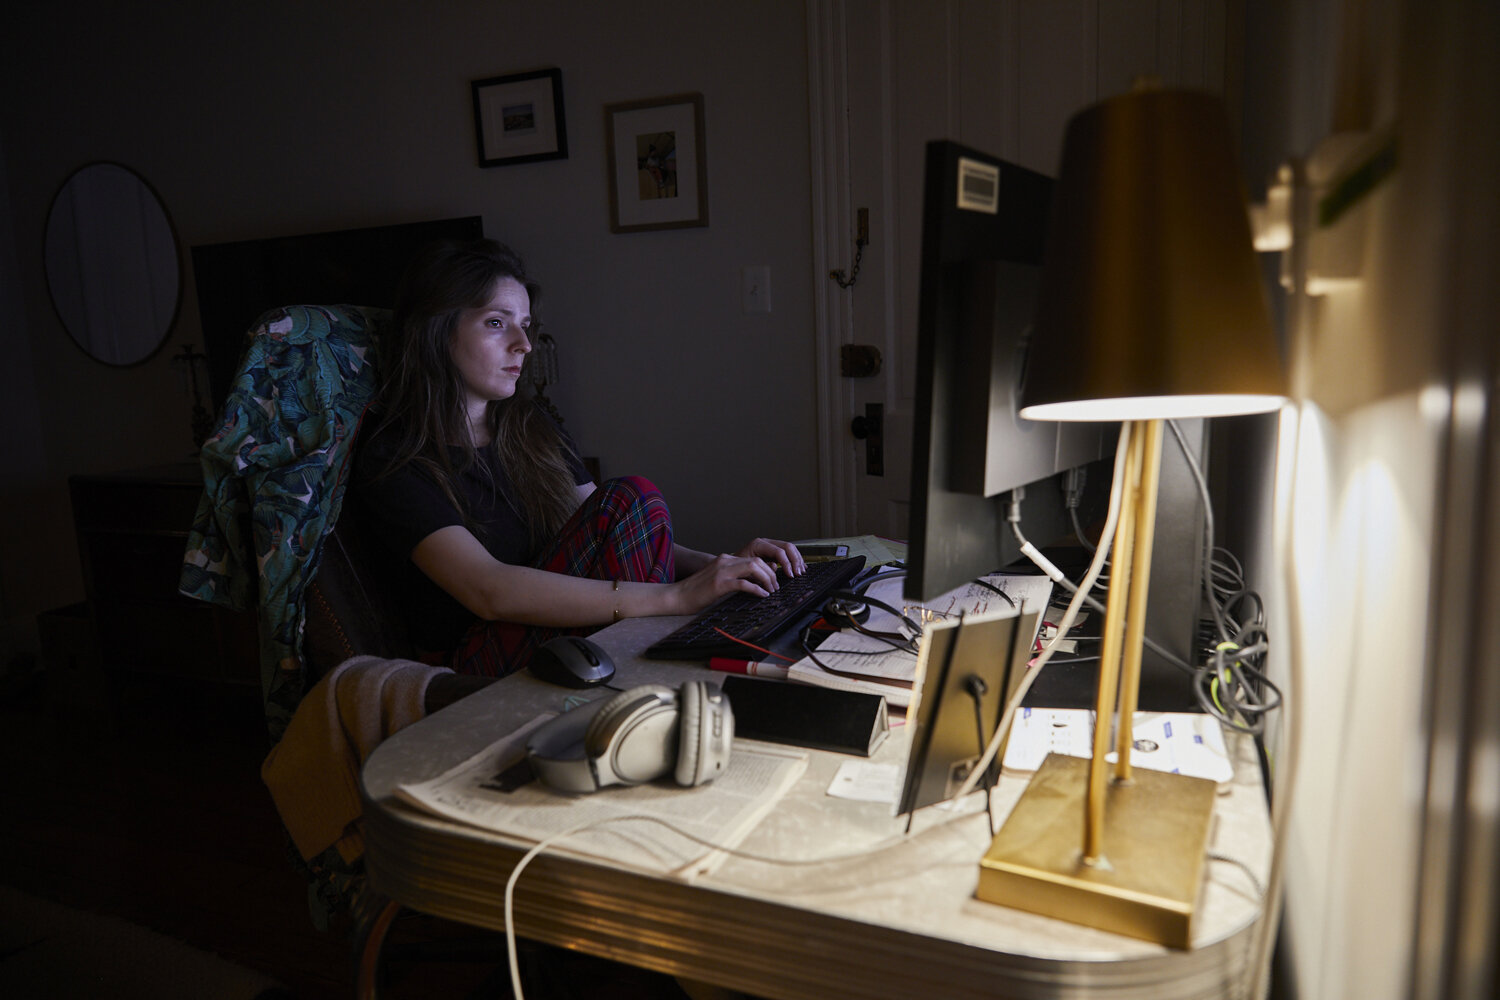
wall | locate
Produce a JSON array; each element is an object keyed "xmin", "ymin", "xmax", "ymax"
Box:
[
  {"xmin": 1245, "ymin": 0, "xmax": 1499, "ymax": 997},
  {"xmin": 815, "ymin": 1, "xmax": 1494, "ymax": 996},
  {"xmin": 814, "ymin": 0, "xmax": 1237, "ymax": 542},
  {"xmin": 0, "ymin": 129, "xmax": 57, "ymax": 658},
  {"xmin": 0, "ymin": 0, "xmax": 823, "ymax": 660}
]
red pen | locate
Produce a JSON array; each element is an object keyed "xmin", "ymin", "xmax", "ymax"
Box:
[{"xmin": 708, "ymin": 657, "xmax": 790, "ymax": 680}]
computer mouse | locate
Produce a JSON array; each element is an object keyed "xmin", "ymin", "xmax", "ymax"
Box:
[{"xmin": 530, "ymin": 635, "xmax": 617, "ymax": 688}]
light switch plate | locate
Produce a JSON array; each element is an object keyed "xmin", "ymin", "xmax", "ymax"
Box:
[{"xmin": 742, "ymin": 265, "xmax": 771, "ymax": 314}]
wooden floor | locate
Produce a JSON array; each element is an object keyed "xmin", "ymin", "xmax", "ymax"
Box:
[{"xmin": 0, "ymin": 666, "xmax": 507, "ymax": 999}]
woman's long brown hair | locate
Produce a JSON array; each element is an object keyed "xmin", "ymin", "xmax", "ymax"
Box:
[{"xmin": 370, "ymin": 238, "xmax": 581, "ymax": 546}]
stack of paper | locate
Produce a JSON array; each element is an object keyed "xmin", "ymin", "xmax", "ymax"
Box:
[
  {"xmin": 794, "ymin": 534, "xmax": 907, "ymax": 566},
  {"xmin": 785, "ymin": 572, "xmax": 1053, "ymax": 708},
  {"xmin": 1000, "ymin": 707, "xmax": 1235, "ymax": 783}
]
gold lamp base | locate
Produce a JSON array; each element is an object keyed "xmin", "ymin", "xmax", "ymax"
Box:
[{"xmin": 977, "ymin": 753, "xmax": 1218, "ymax": 948}]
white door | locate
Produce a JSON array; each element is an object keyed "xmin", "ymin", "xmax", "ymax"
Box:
[{"xmin": 807, "ymin": 0, "xmax": 1233, "ymax": 538}]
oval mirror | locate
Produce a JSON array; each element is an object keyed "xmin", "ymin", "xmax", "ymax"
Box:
[{"xmin": 44, "ymin": 162, "xmax": 181, "ymax": 367}]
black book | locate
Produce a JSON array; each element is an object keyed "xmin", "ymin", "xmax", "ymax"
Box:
[{"xmin": 722, "ymin": 675, "xmax": 889, "ymax": 757}]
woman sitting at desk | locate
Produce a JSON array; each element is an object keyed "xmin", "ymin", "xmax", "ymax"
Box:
[{"xmin": 352, "ymin": 238, "xmax": 804, "ymax": 707}]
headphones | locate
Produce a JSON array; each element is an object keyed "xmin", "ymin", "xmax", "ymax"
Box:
[{"xmin": 526, "ymin": 681, "xmax": 734, "ymax": 794}]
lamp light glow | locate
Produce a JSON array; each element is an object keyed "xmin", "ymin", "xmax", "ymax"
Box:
[
  {"xmin": 978, "ymin": 84, "xmax": 1287, "ymax": 948},
  {"xmin": 1020, "ymin": 393, "xmax": 1286, "ymax": 422},
  {"xmin": 1019, "ymin": 86, "xmax": 1287, "ymax": 423}
]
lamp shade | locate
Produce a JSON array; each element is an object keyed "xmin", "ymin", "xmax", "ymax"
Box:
[{"xmin": 1018, "ymin": 87, "xmax": 1286, "ymax": 421}]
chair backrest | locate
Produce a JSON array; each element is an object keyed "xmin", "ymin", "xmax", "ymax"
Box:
[
  {"xmin": 184, "ymin": 303, "xmax": 409, "ymax": 736},
  {"xmin": 301, "ymin": 501, "xmax": 416, "ymax": 685}
]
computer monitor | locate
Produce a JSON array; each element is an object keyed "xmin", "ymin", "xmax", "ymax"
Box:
[
  {"xmin": 191, "ymin": 215, "xmax": 485, "ymax": 410},
  {"xmin": 905, "ymin": 140, "xmax": 1208, "ymax": 712},
  {"xmin": 905, "ymin": 140, "xmax": 1111, "ymax": 604}
]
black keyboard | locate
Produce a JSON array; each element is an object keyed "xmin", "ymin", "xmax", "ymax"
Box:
[{"xmin": 645, "ymin": 556, "xmax": 867, "ymax": 660}]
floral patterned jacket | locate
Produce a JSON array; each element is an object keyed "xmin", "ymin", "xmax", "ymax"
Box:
[{"xmin": 179, "ymin": 304, "xmax": 389, "ymax": 744}]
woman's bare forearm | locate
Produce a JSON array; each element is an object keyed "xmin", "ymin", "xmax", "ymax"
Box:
[
  {"xmin": 412, "ymin": 525, "xmax": 782, "ymax": 628},
  {"xmin": 673, "ymin": 543, "xmax": 714, "ymax": 577}
]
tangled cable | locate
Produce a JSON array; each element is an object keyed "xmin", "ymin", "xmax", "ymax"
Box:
[
  {"xmin": 1164, "ymin": 420, "xmax": 1282, "ymax": 735},
  {"xmin": 1020, "ymin": 422, "xmax": 1282, "ymax": 735}
]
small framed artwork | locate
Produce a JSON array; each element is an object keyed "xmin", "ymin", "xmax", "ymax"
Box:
[
  {"xmin": 604, "ymin": 93, "xmax": 709, "ymax": 233},
  {"xmin": 472, "ymin": 68, "xmax": 568, "ymax": 167}
]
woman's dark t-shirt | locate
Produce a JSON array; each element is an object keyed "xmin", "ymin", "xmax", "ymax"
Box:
[{"xmin": 351, "ymin": 414, "xmax": 591, "ymax": 654}]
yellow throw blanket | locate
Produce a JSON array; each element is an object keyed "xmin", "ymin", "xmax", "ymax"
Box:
[{"xmin": 262, "ymin": 655, "xmax": 449, "ymax": 863}]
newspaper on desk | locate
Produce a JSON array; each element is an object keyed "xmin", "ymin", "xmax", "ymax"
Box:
[
  {"xmin": 785, "ymin": 572, "xmax": 1053, "ymax": 707},
  {"xmin": 392, "ymin": 714, "xmax": 808, "ymax": 881}
]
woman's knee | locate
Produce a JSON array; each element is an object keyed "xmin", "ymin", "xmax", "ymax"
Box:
[
  {"xmin": 598, "ymin": 475, "xmax": 663, "ymax": 505},
  {"xmin": 588, "ymin": 476, "xmax": 672, "ymax": 525}
]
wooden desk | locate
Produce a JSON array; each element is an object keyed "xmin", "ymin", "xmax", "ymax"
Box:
[{"xmin": 360, "ymin": 617, "xmax": 1271, "ymax": 1000}]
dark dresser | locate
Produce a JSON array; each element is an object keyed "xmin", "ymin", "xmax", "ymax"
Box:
[{"xmin": 68, "ymin": 462, "xmax": 260, "ymax": 688}]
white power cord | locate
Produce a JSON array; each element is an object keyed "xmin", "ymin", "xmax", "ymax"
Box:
[
  {"xmin": 1247, "ymin": 404, "xmax": 1304, "ymax": 1000},
  {"xmin": 502, "ymin": 805, "xmax": 986, "ymax": 999},
  {"xmin": 952, "ymin": 423, "xmax": 1132, "ymax": 802}
]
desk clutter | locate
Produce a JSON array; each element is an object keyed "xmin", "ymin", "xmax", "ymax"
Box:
[
  {"xmin": 391, "ymin": 561, "xmax": 1060, "ymax": 865},
  {"xmin": 362, "ymin": 558, "xmax": 1272, "ymax": 996},
  {"xmin": 784, "ymin": 568, "xmax": 1053, "ymax": 707}
]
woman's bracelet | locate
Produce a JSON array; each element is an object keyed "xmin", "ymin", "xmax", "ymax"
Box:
[{"xmin": 612, "ymin": 579, "xmax": 623, "ymax": 623}]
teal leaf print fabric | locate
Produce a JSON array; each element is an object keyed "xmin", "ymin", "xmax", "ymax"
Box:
[{"xmin": 180, "ymin": 305, "xmax": 389, "ymax": 743}]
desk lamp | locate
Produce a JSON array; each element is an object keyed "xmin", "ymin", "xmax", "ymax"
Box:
[{"xmin": 976, "ymin": 84, "xmax": 1286, "ymax": 947}]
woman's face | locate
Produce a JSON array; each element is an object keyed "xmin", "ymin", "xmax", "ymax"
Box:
[{"xmin": 449, "ymin": 276, "xmax": 532, "ymax": 426}]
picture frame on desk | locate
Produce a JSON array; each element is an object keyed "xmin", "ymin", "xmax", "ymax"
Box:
[
  {"xmin": 898, "ymin": 608, "xmax": 1039, "ymax": 816},
  {"xmin": 472, "ymin": 68, "xmax": 568, "ymax": 167},
  {"xmin": 604, "ymin": 93, "xmax": 709, "ymax": 233}
]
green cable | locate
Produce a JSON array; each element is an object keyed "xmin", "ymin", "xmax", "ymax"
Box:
[{"xmin": 1210, "ymin": 641, "xmax": 1242, "ymax": 717}]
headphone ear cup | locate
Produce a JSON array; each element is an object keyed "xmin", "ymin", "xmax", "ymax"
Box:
[
  {"xmin": 674, "ymin": 681, "xmax": 733, "ymax": 787},
  {"xmin": 674, "ymin": 682, "xmax": 705, "ymax": 786},
  {"xmin": 585, "ymin": 684, "xmax": 678, "ymax": 787},
  {"xmin": 584, "ymin": 684, "xmax": 675, "ymax": 756}
]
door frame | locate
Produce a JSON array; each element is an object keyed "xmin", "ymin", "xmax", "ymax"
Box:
[{"xmin": 806, "ymin": 0, "xmax": 858, "ymax": 537}]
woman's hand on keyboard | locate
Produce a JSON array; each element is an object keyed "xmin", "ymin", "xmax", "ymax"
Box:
[
  {"xmin": 669, "ymin": 552, "xmax": 784, "ymax": 614},
  {"xmin": 733, "ymin": 538, "xmax": 807, "ymax": 578}
]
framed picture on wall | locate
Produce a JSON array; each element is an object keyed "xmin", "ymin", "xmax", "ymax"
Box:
[
  {"xmin": 604, "ymin": 93, "xmax": 708, "ymax": 233},
  {"xmin": 472, "ymin": 68, "xmax": 568, "ymax": 167}
]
